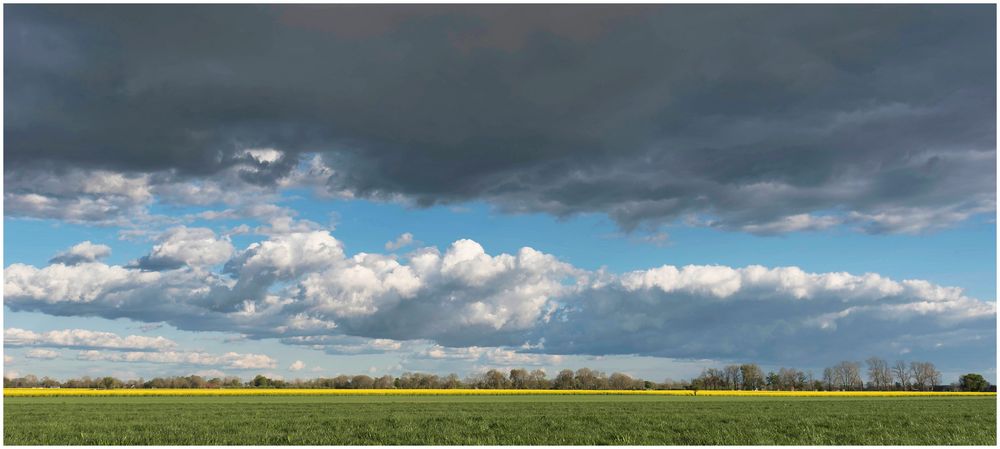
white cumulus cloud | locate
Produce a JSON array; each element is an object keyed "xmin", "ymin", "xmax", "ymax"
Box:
[
  {"xmin": 49, "ymin": 241, "xmax": 113, "ymax": 265},
  {"xmin": 76, "ymin": 350, "xmax": 276, "ymax": 370},
  {"xmin": 5, "ymin": 328, "xmax": 177, "ymax": 351},
  {"xmin": 132, "ymin": 227, "xmax": 234, "ymax": 270},
  {"xmin": 385, "ymin": 232, "xmax": 416, "ymax": 251},
  {"xmin": 4, "ymin": 231, "xmax": 994, "ymax": 369},
  {"xmin": 25, "ymin": 349, "xmax": 60, "ymax": 360}
]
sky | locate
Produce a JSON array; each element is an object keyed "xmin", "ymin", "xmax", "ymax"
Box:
[{"xmin": 3, "ymin": 4, "xmax": 997, "ymax": 384}]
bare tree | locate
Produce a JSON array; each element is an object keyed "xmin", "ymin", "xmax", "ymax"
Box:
[
  {"xmin": 609, "ymin": 372, "xmax": 636, "ymax": 390},
  {"xmin": 843, "ymin": 362, "xmax": 863, "ymax": 391},
  {"xmin": 527, "ymin": 369, "xmax": 550, "ymax": 389},
  {"xmin": 777, "ymin": 368, "xmax": 807, "ymax": 391},
  {"xmin": 373, "ymin": 375, "xmax": 394, "ymax": 389},
  {"xmin": 442, "ymin": 373, "xmax": 462, "ymax": 389},
  {"xmin": 822, "ymin": 367, "xmax": 835, "ymax": 391},
  {"xmin": 866, "ymin": 357, "xmax": 892, "ymax": 390},
  {"xmin": 824, "ymin": 361, "xmax": 862, "ymax": 391},
  {"xmin": 722, "ymin": 365, "xmax": 742, "ymax": 390},
  {"xmin": 695, "ymin": 368, "xmax": 725, "ymax": 390},
  {"xmin": 910, "ymin": 362, "xmax": 941, "ymax": 391},
  {"xmin": 553, "ymin": 369, "xmax": 576, "ymax": 389},
  {"xmin": 481, "ymin": 369, "xmax": 509, "ymax": 389},
  {"xmin": 574, "ymin": 368, "xmax": 607, "ymax": 390},
  {"xmin": 893, "ymin": 360, "xmax": 911, "ymax": 390},
  {"xmin": 350, "ymin": 375, "xmax": 374, "ymax": 389},
  {"xmin": 508, "ymin": 369, "xmax": 529, "ymax": 389},
  {"xmin": 740, "ymin": 364, "xmax": 765, "ymax": 390}
]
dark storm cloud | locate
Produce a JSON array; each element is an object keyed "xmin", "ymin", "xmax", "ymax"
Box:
[{"xmin": 5, "ymin": 4, "xmax": 995, "ymax": 232}]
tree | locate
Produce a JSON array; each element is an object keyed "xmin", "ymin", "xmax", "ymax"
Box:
[
  {"xmin": 958, "ymin": 373, "xmax": 990, "ymax": 392},
  {"xmin": 822, "ymin": 367, "xmax": 834, "ymax": 391},
  {"xmin": 553, "ymin": 369, "xmax": 576, "ymax": 389},
  {"xmin": 396, "ymin": 372, "xmax": 441, "ymax": 388},
  {"xmin": 893, "ymin": 360, "xmax": 911, "ymax": 390},
  {"xmin": 722, "ymin": 365, "xmax": 742, "ymax": 390},
  {"xmin": 796, "ymin": 370, "xmax": 811, "ymax": 391},
  {"xmin": 350, "ymin": 375, "xmax": 374, "ymax": 389},
  {"xmin": 824, "ymin": 362, "xmax": 862, "ymax": 391},
  {"xmin": 252, "ymin": 375, "xmax": 271, "ymax": 388},
  {"xmin": 374, "ymin": 375, "xmax": 394, "ymax": 389},
  {"xmin": 778, "ymin": 368, "xmax": 807, "ymax": 391},
  {"xmin": 480, "ymin": 369, "xmax": 509, "ymax": 389},
  {"xmin": 866, "ymin": 357, "xmax": 892, "ymax": 390},
  {"xmin": 765, "ymin": 372, "xmax": 780, "ymax": 390},
  {"xmin": 909, "ymin": 362, "xmax": 941, "ymax": 391},
  {"xmin": 187, "ymin": 375, "xmax": 207, "ymax": 388},
  {"xmin": 608, "ymin": 372, "xmax": 636, "ymax": 390},
  {"xmin": 509, "ymin": 369, "xmax": 529, "ymax": 389},
  {"xmin": 696, "ymin": 368, "xmax": 725, "ymax": 390},
  {"xmin": 842, "ymin": 362, "xmax": 863, "ymax": 391},
  {"xmin": 574, "ymin": 368, "xmax": 607, "ymax": 390},
  {"xmin": 527, "ymin": 369, "xmax": 550, "ymax": 389},
  {"xmin": 740, "ymin": 364, "xmax": 765, "ymax": 390},
  {"xmin": 661, "ymin": 378, "xmax": 690, "ymax": 390}
]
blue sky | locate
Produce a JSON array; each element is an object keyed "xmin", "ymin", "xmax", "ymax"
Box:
[
  {"xmin": 7, "ymin": 192, "xmax": 996, "ymax": 299},
  {"xmin": 4, "ymin": 186, "xmax": 996, "ymax": 383},
  {"xmin": 4, "ymin": 4, "xmax": 997, "ymax": 385}
]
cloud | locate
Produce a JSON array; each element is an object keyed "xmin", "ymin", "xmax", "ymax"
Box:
[
  {"xmin": 385, "ymin": 232, "xmax": 416, "ymax": 251},
  {"xmin": 193, "ymin": 369, "xmax": 227, "ymax": 378},
  {"xmin": 76, "ymin": 350, "xmax": 276, "ymax": 370},
  {"xmin": 4, "ymin": 5, "xmax": 994, "ymax": 235},
  {"xmin": 630, "ymin": 231, "xmax": 670, "ymax": 247},
  {"xmin": 848, "ymin": 201, "xmax": 997, "ymax": 235},
  {"xmin": 24, "ymin": 349, "xmax": 60, "ymax": 360},
  {"xmin": 195, "ymin": 204, "xmax": 294, "ymax": 223},
  {"xmin": 252, "ymin": 216, "xmax": 325, "ymax": 236},
  {"xmin": 131, "ymin": 226, "xmax": 234, "ymax": 271},
  {"xmin": 49, "ymin": 241, "xmax": 113, "ymax": 265},
  {"xmin": 327, "ymin": 338, "xmax": 404, "ymax": 355},
  {"xmin": 279, "ymin": 335, "xmax": 408, "ymax": 355},
  {"xmin": 418, "ymin": 345, "xmax": 562, "ymax": 366},
  {"xmin": 5, "ymin": 328, "xmax": 177, "ymax": 351},
  {"xmin": 737, "ymin": 214, "xmax": 842, "ymax": 236},
  {"xmin": 4, "ymin": 232, "xmax": 994, "ymax": 370},
  {"xmin": 4, "ymin": 169, "xmax": 154, "ymax": 225},
  {"xmin": 288, "ymin": 360, "xmax": 305, "ymax": 371},
  {"xmin": 137, "ymin": 323, "xmax": 164, "ymax": 332},
  {"xmin": 535, "ymin": 266, "xmax": 995, "ymax": 364},
  {"xmin": 5, "ymin": 158, "xmax": 323, "ymax": 228}
]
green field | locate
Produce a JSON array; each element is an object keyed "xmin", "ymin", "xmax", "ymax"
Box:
[{"xmin": 4, "ymin": 395, "xmax": 996, "ymax": 445}]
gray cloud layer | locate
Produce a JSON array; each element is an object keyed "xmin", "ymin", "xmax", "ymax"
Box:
[{"xmin": 5, "ymin": 5, "xmax": 995, "ymax": 233}]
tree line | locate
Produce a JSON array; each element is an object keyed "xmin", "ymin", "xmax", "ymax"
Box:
[
  {"xmin": 4, "ymin": 359, "xmax": 993, "ymax": 392},
  {"xmin": 690, "ymin": 358, "xmax": 959, "ymax": 391}
]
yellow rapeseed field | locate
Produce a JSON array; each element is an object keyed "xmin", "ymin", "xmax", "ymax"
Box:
[{"xmin": 4, "ymin": 388, "xmax": 995, "ymax": 397}]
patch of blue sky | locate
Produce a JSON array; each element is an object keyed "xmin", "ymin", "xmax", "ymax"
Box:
[
  {"xmin": 282, "ymin": 190, "xmax": 997, "ymax": 300},
  {"xmin": 3, "ymin": 218, "xmax": 145, "ymax": 267}
]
